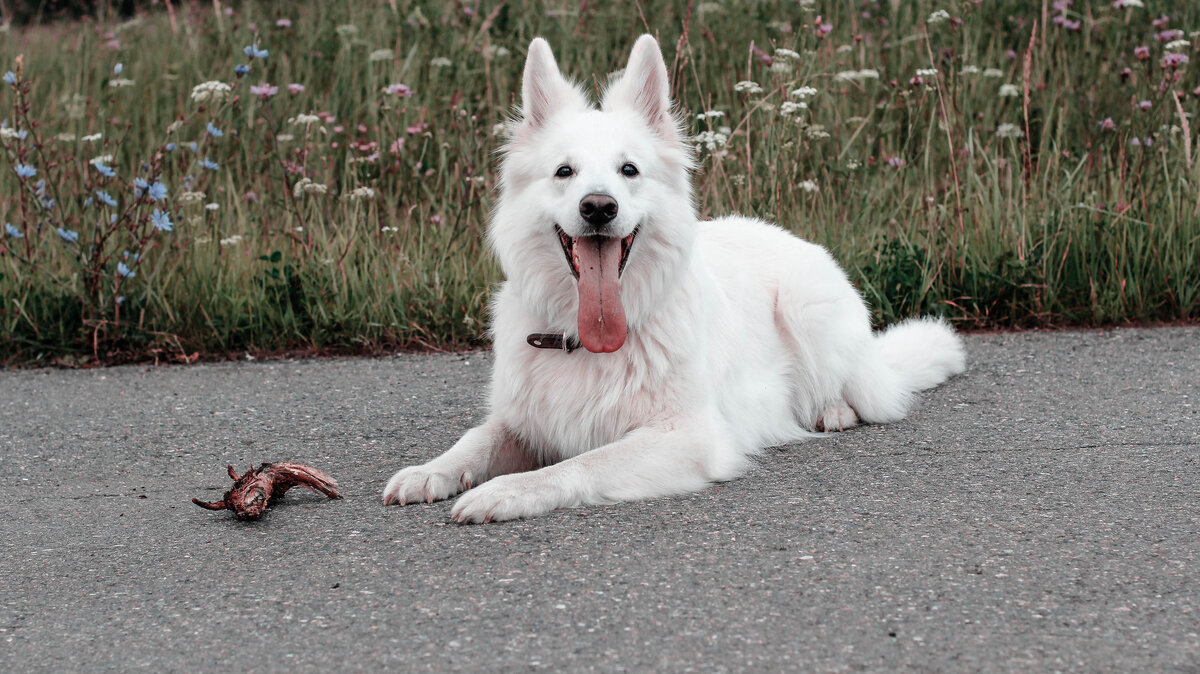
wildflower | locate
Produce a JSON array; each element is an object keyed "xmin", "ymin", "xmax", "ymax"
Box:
[
  {"xmin": 1138, "ymin": 99, "xmax": 1152, "ymax": 111},
  {"xmin": 383, "ymin": 83, "xmax": 413, "ymax": 97},
  {"xmin": 1134, "ymin": 46, "xmax": 1151, "ymax": 60},
  {"xmin": 430, "ymin": 57, "xmax": 453, "ymax": 68},
  {"xmin": 203, "ymin": 122, "xmax": 224, "ymax": 138},
  {"xmin": 293, "ymin": 177, "xmax": 329, "ymax": 198},
  {"xmin": 82, "ymin": 133, "xmax": 103, "ymax": 142},
  {"xmin": 235, "ymin": 64, "xmax": 250, "ymax": 77},
  {"xmin": 277, "ymin": 134, "xmax": 294, "ymax": 142},
  {"xmin": 1161, "ymin": 53, "xmax": 1189, "ymax": 69},
  {"xmin": 693, "ymin": 130, "xmax": 729, "ymax": 152},
  {"xmin": 150, "ymin": 209, "xmax": 173, "ymax": 231},
  {"xmin": 116, "ymin": 261, "xmax": 134, "ymax": 278},
  {"xmin": 999, "ymin": 84, "xmax": 1021, "ymax": 97},
  {"xmin": 96, "ymin": 190, "xmax": 118, "ymax": 207},
  {"xmin": 205, "ymin": 203, "xmax": 220, "ymax": 211},
  {"xmin": 1130, "ymin": 137, "xmax": 1141, "ymax": 147},
  {"xmin": 1099, "ymin": 117, "xmax": 1116, "ymax": 131},
  {"xmin": 996, "ymin": 123, "xmax": 1024, "ymax": 138},
  {"xmin": 57, "ymin": 227, "xmax": 79, "ymax": 242},
  {"xmin": 56, "ymin": 133, "xmax": 77, "ymax": 142},
  {"xmin": 5, "ymin": 223, "xmax": 23, "ymax": 238},
  {"xmin": 15, "ymin": 163, "xmax": 36, "ymax": 179},
  {"xmin": 1113, "ymin": 0, "xmax": 1143, "ymax": 7},
  {"xmin": 814, "ymin": 16, "xmax": 833, "ymax": 36},
  {"xmin": 290, "ymin": 113, "xmax": 321, "ymax": 126},
  {"xmin": 109, "ymin": 78, "xmax": 135, "ymax": 88},
  {"xmin": 276, "ymin": 18, "xmax": 292, "ymax": 28},
  {"xmin": 113, "ymin": 63, "xmax": 123, "ymax": 75},
  {"xmin": 345, "ymin": 186, "xmax": 376, "ymax": 200},
  {"xmin": 287, "ymin": 83, "xmax": 305, "ymax": 95},
  {"xmin": 734, "ymin": 80, "xmax": 764, "ymax": 94},
  {"xmin": 336, "ymin": 24, "xmax": 358, "ymax": 37},
  {"xmin": 368, "ymin": 49, "xmax": 394, "ymax": 63},
  {"xmin": 1156, "ymin": 29, "xmax": 1184, "ymax": 44},
  {"xmin": 133, "ymin": 178, "xmax": 149, "ymax": 197},
  {"xmin": 243, "ymin": 44, "xmax": 269, "ymax": 59},
  {"xmin": 774, "ymin": 48, "xmax": 801, "ymax": 61},
  {"xmin": 790, "ymin": 86, "xmax": 818, "ymax": 99},
  {"xmin": 983, "ymin": 68, "xmax": 1004, "ymax": 78},
  {"xmin": 3, "ymin": 71, "xmax": 15, "ymax": 85},
  {"xmin": 961, "ymin": 65, "xmax": 980, "ymax": 75},
  {"xmin": 1164, "ymin": 39, "xmax": 1191, "ymax": 51},
  {"xmin": 249, "ymin": 83, "xmax": 278, "ymax": 98},
  {"xmin": 804, "ymin": 124, "xmax": 830, "ymax": 139},
  {"xmin": 199, "ymin": 158, "xmax": 220, "ymax": 171},
  {"xmin": 148, "ymin": 182, "xmax": 168, "ymax": 201},
  {"xmin": 834, "ymin": 69, "xmax": 880, "ymax": 82},
  {"xmin": 797, "ymin": 179, "xmax": 819, "ymax": 192},
  {"xmin": 179, "ymin": 191, "xmax": 206, "ymax": 203},
  {"xmin": 0, "ymin": 127, "xmax": 21, "ymax": 141},
  {"xmin": 886, "ymin": 156, "xmax": 906, "ymax": 169},
  {"xmin": 927, "ymin": 9, "xmax": 951, "ymax": 24},
  {"xmin": 780, "ymin": 101, "xmax": 807, "ymax": 116},
  {"xmin": 220, "ymin": 235, "xmax": 243, "ymax": 245},
  {"xmin": 190, "ymin": 81, "xmax": 233, "ymax": 103}
]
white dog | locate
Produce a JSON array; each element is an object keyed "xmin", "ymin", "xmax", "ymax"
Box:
[{"xmin": 383, "ymin": 35, "xmax": 965, "ymax": 522}]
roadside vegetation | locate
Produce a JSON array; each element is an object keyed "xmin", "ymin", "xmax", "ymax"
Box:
[{"xmin": 2, "ymin": 0, "xmax": 1197, "ymax": 364}]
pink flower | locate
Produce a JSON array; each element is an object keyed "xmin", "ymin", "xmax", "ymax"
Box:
[
  {"xmin": 1099, "ymin": 117, "xmax": 1116, "ymax": 131},
  {"xmin": 389, "ymin": 138, "xmax": 405, "ymax": 153},
  {"xmin": 1161, "ymin": 53, "xmax": 1189, "ymax": 69},
  {"xmin": 1155, "ymin": 29, "xmax": 1183, "ymax": 43},
  {"xmin": 886, "ymin": 156, "xmax": 906, "ymax": 169},
  {"xmin": 249, "ymin": 83, "xmax": 278, "ymax": 98},
  {"xmin": 287, "ymin": 83, "xmax": 305, "ymax": 95},
  {"xmin": 276, "ymin": 18, "xmax": 292, "ymax": 28},
  {"xmin": 406, "ymin": 122, "xmax": 428, "ymax": 134},
  {"xmin": 1137, "ymin": 99, "xmax": 1152, "ymax": 111},
  {"xmin": 384, "ymin": 83, "xmax": 413, "ymax": 97},
  {"xmin": 1152, "ymin": 14, "xmax": 1170, "ymax": 30},
  {"xmin": 813, "ymin": 16, "xmax": 832, "ymax": 36},
  {"xmin": 1134, "ymin": 46, "xmax": 1151, "ymax": 60},
  {"xmin": 430, "ymin": 214, "xmax": 442, "ymax": 224}
]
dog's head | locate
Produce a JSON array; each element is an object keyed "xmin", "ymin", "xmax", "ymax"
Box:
[{"xmin": 490, "ymin": 35, "xmax": 696, "ymax": 353}]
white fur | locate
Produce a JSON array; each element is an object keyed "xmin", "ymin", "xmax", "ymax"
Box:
[{"xmin": 383, "ymin": 35, "xmax": 966, "ymax": 523}]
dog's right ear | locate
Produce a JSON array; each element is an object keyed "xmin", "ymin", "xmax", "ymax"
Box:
[{"xmin": 520, "ymin": 38, "xmax": 586, "ymax": 132}]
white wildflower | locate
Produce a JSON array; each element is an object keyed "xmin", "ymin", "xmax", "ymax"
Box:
[
  {"xmin": 834, "ymin": 69, "xmax": 880, "ymax": 82},
  {"xmin": 790, "ymin": 86, "xmax": 818, "ymax": 99},
  {"xmin": 797, "ymin": 179, "xmax": 819, "ymax": 193},
  {"xmin": 983, "ymin": 68, "xmax": 1004, "ymax": 78},
  {"xmin": 491, "ymin": 122, "xmax": 509, "ymax": 137},
  {"xmin": 804, "ymin": 124, "xmax": 830, "ymax": 139},
  {"xmin": 697, "ymin": 2, "xmax": 725, "ymax": 15},
  {"xmin": 998, "ymin": 84, "xmax": 1021, "ymax": 97},
  {"xmin": 780, "ymin": 101, "xmax": 808, "ymax": 116},
  {"xmin": 219, "ymin": 235, "xmax": 243, "ymax": 246},
  {"xmin": 774, "ymin": 48, "xmax": 801, "ymax": 61},
  {"xmin": 927, "ymin": 9, "xmax": 951, "ymax": 24},
  {"xmin": 483, "ymin": 45, "xmax": 510, "ymax": 59},
  {"xmin": 1113, "ymin": 0, "xmax": 1144, "ymax": 7},
  {"xmin": 205, "ymin": 203, "xmax": 220, "ymax": 211},
  {"xmin": 81, "ymin": 133, "xmax": 103, "ymax": 142},
  {"xmin": 769, "ymin": 61, "xmax": 794, "ymax": 74},
  {"xmin": 178, "ymin": 191, "xmax": 207, "ymax": 203},
  {"xmin": 961, "ymin": 65, "xmax": 981, "ymax": 75},
  {"xmin": 430, "ymin": 57, "xmax": 453, "ymax": 68},
  {"xmin": 1164, "ymin": 39, "xmax": 1190, "ymax": 51},
  {"xmin": 696, "ymin": 110, "xmax": 726, "ymax": 121},
  {"xmin": 0, "ymin": 128, "xmax": 21, "ymax": 141},
  {"xmin": 693, "ymin": 130, "xmax": 729, "ymax": 152},
  {"xmin": 290, "ymin": 113, "xmax": 322, "ymax": 126},
  {"xmin": 734, "ymin": 80, "xmax": 763, "ymax": 94},
  {"xmin": 190, "ymin": 81, "xmax": 232, "ymax": 103},
  {"xmin": 108, "ymin": 78, "xmax": 135, "ymax": 88},
  {"xmin": 90, "ymin": 154, "xmax": 114, "ymax": 166},
  {"xmin": 797, "ymin": 0, "xmax": 815, "ymax": 7},
  {"xmin": 345, "ymin": 186, "xmax": 376, "ymax": 201},
  {"xmin": 56, "ymin": 132, "xmax": 77, "ymax": 142},
  {"xmin": 276, "ymin": 134, "xmax": 294, "ymax": 142},
  {"xmin": 996, "ymin": 123, "xmax": 1024, "ymax": 138},
  {"xmin": 381, "ymin": 226, "xmax": 400, "ymax": 232},
  {"xmin": 846, "ymin": 158, "xmax": 861, "ymax": 170},
  {"xmin": 915, "ymin": 68, "xmax": 938, "ymax": 78},
  {"xmin": 293, "ymin": 177, "xmax": 329, "ymax": 198},
  {"xmin": 368, "ymin": 48, "xmax": 394, "ymax": 62},
  {"xmin": 62, "ymin": 93, "xmax": 87, "ymax": 120}
]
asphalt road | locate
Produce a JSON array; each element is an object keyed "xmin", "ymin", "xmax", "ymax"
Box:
[{"xmin": 1, "ymin": 327, "xmax": 1198, "ymax": 672}]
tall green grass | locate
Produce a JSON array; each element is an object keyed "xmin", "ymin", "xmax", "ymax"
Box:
[{"xmin": 1, "ymin": 1, "xmax": 1198, "ymax": 364}]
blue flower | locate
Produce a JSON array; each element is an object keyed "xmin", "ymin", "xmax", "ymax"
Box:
[
  {"xmin": 4, "ymin": 222, "xmax": 23, "ymax": 238},
  {"xmin": 56, "ymin": 227, "xmax": 79, "ymax": 243},
  {"xmin": 2, "ymin": 71, "xmax": 15, "ymax": 85},
  {"xmin": 165, "ymin": 142, "xmax": 178, "ymax": 152},
  {"xmin": 116, "ymin": 261, "xmax": 135, "ymax": 278},
  {"xmin": 199, "ymin": 158, "xmax": 220, "ymax": 171},
  {"xmin": 148, "ymin": 181, "xmax": 168, "ymax": 201},
  {"xmin": 96, "ymin": 190, "xmax": 117, "ymax": 207},
  {"xmin": 243, "ymin": 44, "xmax": 269, "ymax": 59},
  {"xmin": 189, "ymin": 141, "xmax": 198, "ymax": 153},
  {"xmin": 133, "ymin": 177, "xmax": 149, "ymax": 197},
  {"xmin": 122, "ymin": 250, "xmax": 140, "ymax": 261},
  {"xmin": 14, "ymin": 163, "xmax": 36, "ymax": 179},
  {"xmin": 206, "ymin": 122, "xmax": 224, "ymax": 138},
  {"xmin": 150, "ymin": 209, "xmax": 173, "ymax": 232},
  {"xmin": 114, "ymin": 63, "xmax": 123, "ymax": 75},
  {"xmin": 93, "ymin": 161, "xmax": 116, "ymax": 178},
  {"xmin": 235, "ymin": 64, "xmax": 250, "ymax": 77}
]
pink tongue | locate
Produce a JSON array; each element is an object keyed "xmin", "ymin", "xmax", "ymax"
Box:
[{"xmin": 574, "ymin": 236, "xmax": 627, "ymax": 353}]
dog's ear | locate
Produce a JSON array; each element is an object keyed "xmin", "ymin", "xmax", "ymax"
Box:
[
  {"xmin": 520, "ymin": 38, "xmax": 586, "ymax": 132},
  {"xmin": 603, "ymin": 34, "xmax": 677, "ymax": 141}
]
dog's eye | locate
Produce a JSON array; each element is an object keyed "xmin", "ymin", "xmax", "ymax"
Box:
[
  {"xmin": 621, "ymin": 163, "xmax": 639, "ymax": 177},
  {"xmin": 555, "ymin": 165, "xmax": 573, "ymax": 178}
]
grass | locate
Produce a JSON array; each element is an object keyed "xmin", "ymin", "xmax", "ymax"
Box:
[{"xmin": 1, "ymin": 0, "xmax": 1198, "ymax": 365}]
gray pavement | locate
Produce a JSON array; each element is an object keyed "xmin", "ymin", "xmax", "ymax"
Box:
[{"xmin": 1, "ymin": 326, "xmax": 1198, "ymax": 672}]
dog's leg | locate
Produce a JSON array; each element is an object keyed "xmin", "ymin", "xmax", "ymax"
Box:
[
  {"xmin": 449, "ymin": 424, "xmax": 743, "ymax": 523},
  {"xmin": 814, "ymin": 400, "xmax": 859, "ymax": 432},
  {"xmin": 382, "ymin": 422, "xmax": 535, "ymax": 505}
]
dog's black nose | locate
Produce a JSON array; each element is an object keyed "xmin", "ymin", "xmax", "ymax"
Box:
[{"xmin": 579, "ymin": 194, "xmax": 618, "ymax": 227}]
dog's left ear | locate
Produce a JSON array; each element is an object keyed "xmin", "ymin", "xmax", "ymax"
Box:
[{"xmin": 603, "ymin": 34, "xmax": 677, "ymax": 141}]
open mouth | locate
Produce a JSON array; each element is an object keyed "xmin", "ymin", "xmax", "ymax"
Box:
[{"xmin": 555, "ymin": 225, "xmax": 637, "ymax": 280}]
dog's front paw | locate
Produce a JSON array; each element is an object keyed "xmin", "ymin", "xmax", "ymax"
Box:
[
  {"xmin": 815, "ymin": 400, "xmax": 859, "ymax": 432},
  {"xmin": 449, "ymin": 473, "xmax": 565, "ymax": 524},
  {"xmin": 382, "ymin": 464, "xmax": 473, "ymax": 506}
]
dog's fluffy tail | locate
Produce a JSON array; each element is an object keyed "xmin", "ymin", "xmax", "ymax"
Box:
[{"xmin": 845, "ymin": 317, "xmax": 966, "ymax": 424}]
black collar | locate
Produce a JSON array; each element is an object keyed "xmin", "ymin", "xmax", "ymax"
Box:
[{"xmin": 526, "ymin": 333, "xmax": 581, "ymax": 353}]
